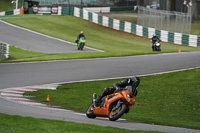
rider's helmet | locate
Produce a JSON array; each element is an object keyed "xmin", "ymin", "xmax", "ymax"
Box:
[
  {"xmin": 128, "ymin": 76, "xmax": 140, "ymax": 88},
  {"xmin": 127, "ymin": 76, "xmax": 140, "ymax": 97},
  {"xmin": 80, "ymin": 31, "xmax": 83, "ymax": 34},
  {"xmin": 153, "ymin": 34, "xmax": 157, "ymax": 38}
]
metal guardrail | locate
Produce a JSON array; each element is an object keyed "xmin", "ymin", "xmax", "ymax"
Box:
[
  {"xmin": 137, "ymin": 6, "xmax": 192, "ymax": 35},
  {"xmin": 0, "ymin": 42, "xmax": 9, "ymax": 59}
]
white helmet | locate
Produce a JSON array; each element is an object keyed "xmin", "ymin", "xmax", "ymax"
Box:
[{"xmin": 80, "ymin": 31, "xmax": 83, "ymax": 34}]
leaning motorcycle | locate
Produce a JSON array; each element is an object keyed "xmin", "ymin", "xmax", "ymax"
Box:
[
  {"xmin": 86, "ymin": 87, "xmax": 136, "ymax": 121},
  {"xmin": 77, "ymin": 37, "xmax": 86, "ymax": 50}
]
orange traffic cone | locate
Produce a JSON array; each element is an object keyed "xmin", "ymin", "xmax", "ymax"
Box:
[
  {"xmin": 46, "ymin": 95, "xmax": 50, "ymax": 102},
  {"xmin": 178, "ymin": 49, "xmax": 181, "ymax": 53}
]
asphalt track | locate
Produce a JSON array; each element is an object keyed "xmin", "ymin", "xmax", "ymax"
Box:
[
  {"xmin": 0, "ymin": 20, "xmax": 101, "ymax": 53},
  {"xmin": 1, "ymin": 53, "xmax": 200, "ymax": 133},
  {"xmin": 0, "ymin": 21, "xmax": 200, "ymax": 133}
]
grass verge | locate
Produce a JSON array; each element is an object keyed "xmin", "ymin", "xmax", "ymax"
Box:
[
  {"xmin": 0, "ymin": 113, "xmax": 163, "ymax": 133},
  {"xmin": 1, "ymin": 15, "xmax": 200, "ymax": 63},
  {"xmin": 24, "ymin": 68, "xmax": 200, "ymax": 130}
]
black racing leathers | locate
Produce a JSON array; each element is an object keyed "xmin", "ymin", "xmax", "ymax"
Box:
[
  {"xmin": 95, "ymin": 79, "xmax": 139, "ymax": 106},
  {"xmin": 75, "ymin": 33, "xmax": 85, "ymax": 43},
  {"xmin": 152, "ymin": 36, "xmax": 160, "ymax": 44}
]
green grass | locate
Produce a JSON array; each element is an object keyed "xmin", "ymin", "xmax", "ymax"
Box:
[
  {"xmin": 0, "ymin": 15, "xmax": 200, "ymax": 63},
  {"xmin": 24, "ymin": 68, "xmax": 200, "ymax": 130},
  {"xmin": 0, "ymin": 0, "xmax": 13, "ymax": 12},
  {"xmin": 0, "ymin": 113, "xmax": 162, "ymax": 133},
  {"xmin": 0, "ymin": 0, "xmax": 23, "ymax": 12},
  {"xmin": 191, "ymin": 19, "xmax": 200, "ymax": 35}
]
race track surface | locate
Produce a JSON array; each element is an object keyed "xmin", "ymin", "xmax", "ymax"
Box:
[
  {"xmin": 0, "ymin": 20, "xmax": 100, "ymax": 53},
  {"xmin": 0, "ymin": 52, "xmax": 200, "ymax": 89}
]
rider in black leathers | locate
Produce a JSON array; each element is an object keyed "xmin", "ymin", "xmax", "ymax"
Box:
[
  {"xmin": 152, "ymin": 34, "xmax": 160, "ymax": 44},
  {"xmin": 95, "ymin": 76, "xmax": 140, "ymax": 106},
  {"xmin": 75, "ymin": 31, "xmax": 85, "ymax": 43},
  {"xmin": 151, "ymin": 35, "xmax": 160, "ymax": 51}
]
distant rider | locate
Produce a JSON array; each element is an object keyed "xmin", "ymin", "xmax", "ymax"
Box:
[
  {"xmin": 95, "ymin": 76, "xmax": 140, "ymax": 107},
  {"xmin": 151, "ymin": 34, "xmax": 160, "ymax": 51},
  {"xmin": 151, "ymin": 34, "xmax": 160, "ymax": 44},
  {"xmin": 75, "ymin": 31, "xmax": 85, "ymax": 43}
]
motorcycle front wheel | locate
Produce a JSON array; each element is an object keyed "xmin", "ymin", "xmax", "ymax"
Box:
[
  {"xmin": 109, "ymin": 103, "xmax": 127, "ymax": 121},
  {"xmin": 86, "ymin": 104, "xmax": 96, "ymax": 119}
]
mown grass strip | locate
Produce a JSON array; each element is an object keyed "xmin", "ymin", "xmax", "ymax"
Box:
[
  {"xmin": 24, "ymin": 68, "xmax": 200, "ymax": 130},
  {"xmin": 0, "ymin": 113, "xmax": 162, "ymax": 133}
]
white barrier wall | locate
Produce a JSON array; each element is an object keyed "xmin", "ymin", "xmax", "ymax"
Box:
[
  {"xmin": 174, "ymin": 33, "xmax": 182, "ymax": 45},
  {"xmin": 160, "ymin": 30, "xmax": 168, "ymax": 42},
  {"xmin": 113, "ymin": 19, "xmax": 120, "ymax": 30},
  {"xmin": 83, "ymin": 9, "xmax": 88, "ymax": 20},
  {"xmin": 102, "ymin": 16, "xmax": 109, "ymax": 27},
  {"xmin": 148, "ymin": 28, "xmax": 156, "ymax": 38},
  {"xmin": 14, "ymin": 9, "xmax": 20, "ymax": 15},
  {"xmin": 136, "ymin": 25, "xmax": 143, "ymax": 36},
  {"xmin": 92, "ymin": 13, "xmax": 98, "ymax": 24},
  {"xmin": 189, "ymin": 35, "xmax": 198, "ymax": 47},
  {"xmin": 74, "ymin": 7, "xmax": 80, "ymax": 17},
  {"xmin": 124, "ymin": 21, "xmax": 131, "ymax": 33},
  {"xmin": 0, "ymin": 11, "xmax": 5, "ymax": 16}
]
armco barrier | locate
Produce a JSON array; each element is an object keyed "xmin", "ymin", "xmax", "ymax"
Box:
[{"xmin": 0, "ymin": 42, "xmax": 9, "ymax": 59}]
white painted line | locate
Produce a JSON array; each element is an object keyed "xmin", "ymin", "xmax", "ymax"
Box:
[
  {"xmin": 5, "ymin": 97, "xmax": 30, "ymax": 100},
  {"xmin": 96, "ymin": 117, "xmax": 126, "ymax": 121},
  {"xmin": 1, "ymin": 93, "xmax": 22, "ymax": 97},
  {"xmin": 7, "ymin": 88, "xmax": 38, "ymax": 91},
  {"xmin": 73, "ymin": 113, "xmax": 86, "ymax": 116},
  {"xmin": 35, "ymin": 105, "xmax": 67, "ymax": 110},
  {"xmin": 19, "ymin": 102, "xmax": 45, "ymax": 105},
  {"xmin": 1, "ymin": 90, "xmax": 24, "ymax": 94}
]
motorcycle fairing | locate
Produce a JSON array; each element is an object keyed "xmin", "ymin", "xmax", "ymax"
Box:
[{"xmin": 93, "ymin": 90, "xmax": 135, "ymax": 117}]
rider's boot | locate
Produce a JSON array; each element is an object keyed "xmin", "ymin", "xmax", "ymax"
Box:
[{"xmin": 95, "ymin": 96, "xmax": 102, "ymax": 107}]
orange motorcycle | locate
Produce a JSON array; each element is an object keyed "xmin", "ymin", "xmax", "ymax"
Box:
[{"xmin": 86, "ymin": 88, "xmax": 136, "ymax": 121}]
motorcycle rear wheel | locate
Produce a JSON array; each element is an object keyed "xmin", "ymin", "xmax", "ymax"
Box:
[
  {"xmin": 109, "ymin": 103, "xmax": 127, "ymax": 121},
  {"xmin": 86, "ymin": 104, "xmax": 96, "ymax": 118}
]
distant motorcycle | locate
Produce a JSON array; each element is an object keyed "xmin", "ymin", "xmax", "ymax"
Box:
[
  {"xmin": 77, "ymin": 37, "xmax": 86, "ymax": 50},
  {"xmin": 86, "ymin": 87, "xmax": 136, "ymax": 121},
  {"xmin": 152, "ymin": 40, "xmax": 161, "ymax": 51}
]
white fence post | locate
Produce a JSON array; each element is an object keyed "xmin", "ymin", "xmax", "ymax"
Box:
[{"xmin": 0, "ymin": 42, "xmax": 9, "ymax": 59}]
